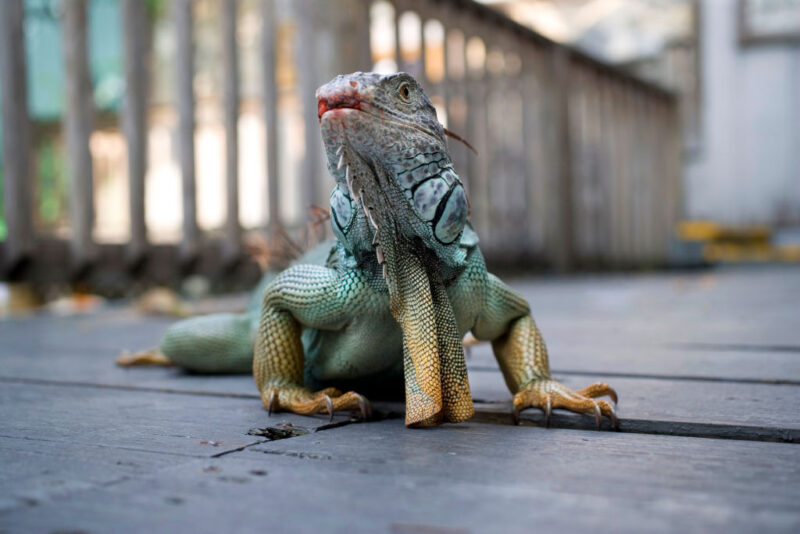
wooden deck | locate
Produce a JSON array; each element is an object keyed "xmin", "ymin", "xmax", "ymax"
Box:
[{"xmin": 1, "ymin": 265, "xmax": 799, "ymax": 533}]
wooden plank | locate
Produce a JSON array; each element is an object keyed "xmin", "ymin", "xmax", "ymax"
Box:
[
  {"xmin": 1, "ymin": 307, "xmax": 797, "ymax": 394},
  {"xmin": 221, "ymin": 0, "xmax": 241, "ymax": 261},
  {"xmin": 61, "ymin": 0, "xmax": 96, "ymax": 268},
  {"xmin": 0, "ymin": 381, "xmax": 349, "ymax": 457},
  {"xmin": 1, "ymin": 310, "xmax": 798, "ymax": 436},
  {"xmin": 0, "ymin": 0, "xmax": 34, "ymax": 272},
  {"xmin": 121, "ymin": 0, "xmax": 149, "ymax": 263},
  {"xmin": 261, "ymin": 0, "xmax": 280, "ymax": 227},
  {"xmin": 0, "ymin": 438, "xmax": 185, "ymax": 514},
  {"xmin": 3, "ymin": 419, "xmax": 798, "ymax": 533},
  {"xmin": 173, "ymin": 0, "xmax": 200, "ymax": 260},
  {"xmin": 466, "ymin": 341, "xmax": 800, "ymax": 383},
  {"xmin": 467, "ymin": 367, "xmax": 800, "ymax": 440}
]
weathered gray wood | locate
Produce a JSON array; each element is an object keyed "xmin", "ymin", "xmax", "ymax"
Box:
[
  {"xmin": 221, "ymin": 0, "xmax": 241, "ymax": 261},
  {"xmin": 0, "ymin": 438, "xmax": 185, "ymax": 514},
  {"xmin": 1, "ymin": 266, "xmax": 799, "ymax": 531},
  {"xmin": 0, "ymin": 0, "xmax": 34, "ymax": 271},
  {"xmin": 3, "ymin": 419, "xmax": 798, "ymax": 533},
  {"xmin": 261, "ymin": 0, "xmax": 280, "ymax": 227},
  {"xmin": 393, "ymin": 0, "xmax": 405, "ymax": 72},
  {"xmin": 0, "ymin": 381, "xmax": 347, "ymax": 457},
  {"xmin": 552, "ymin": 46, "xmax": 574, "ymax": 271},
  {"xmin": 294, "ymin": 0, "xmax": 321, "ymax": 211},
  {"xmin": 61, "ymin": 0, "xmax": 96, "ymax": 268},
  {"xmin": 416, "ymin": 0, "xmax": 428, "ymax": 83},
  {"xmin": 467, "ymin": 367, "xmax": 800, "ymax": 439},
  {"xmin": 121, "ymin": 0, "xmax": 149, "ymax": 263},
  {"xmin": 174, "ymin": 0, "xmax": 199, "ymax": 260}
]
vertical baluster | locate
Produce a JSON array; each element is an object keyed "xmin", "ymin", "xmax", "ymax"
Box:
[
  {"xmin": 121, "ymin": 0, "xmax": 149, "ymax": 263},
  {"xmin": 0, "ymin": 0, "xmax": 34, "ymax": 272},
  {"xmin": 550, "ymin": 46, "xmax": 573, "ymax": 271},
  {"xmin": 394, "ymin": 0, "xmax": 406, "ymax": 72},
  {"xmin": 521, "ymin": 46, "xmax": 538, "ymax": 257},
  {"xmin": 465, "ymin": 32, "xmax": 489, "ymax": 247},
  {"xmin": 174, "ymin": 0, "xmax": 199, "ymax": 260},
  {"xmin": 221, "ymin": 0, "xmax": 241, "ymax": 261},
  {"xmin": 261, "ymin": 0, "xmax": 280, "ymax": 228},
  {"xmin": 416, "ymin": 1, "xmax": 427, "ymax": 83},
  {"xmin": 295, "ymin": 0, "xmax": 321, "ymax": 211},
  {"xmin": 62, "ymin": 0, "xmax": 96, "ymax": 269}
]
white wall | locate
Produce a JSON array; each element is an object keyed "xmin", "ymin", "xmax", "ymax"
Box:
[{"xmin": 684, "ymin": 0, "xmax": 800, "ymax": 225}]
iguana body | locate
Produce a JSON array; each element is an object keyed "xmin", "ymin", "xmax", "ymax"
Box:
[{"xmin": 137, "ymin": 72, "xmax": 617, "ymax": 428}]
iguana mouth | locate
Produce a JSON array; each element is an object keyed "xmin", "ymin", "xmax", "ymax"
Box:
[
  {"xmin": 317, "ymin": 94, "xmax": 363, "ymax": 119},
  {"xmin": 318, "ymin": 91, "xmax": 443, "ymax": 144}
]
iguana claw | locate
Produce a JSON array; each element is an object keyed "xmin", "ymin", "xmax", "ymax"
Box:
[
  {"xmin": 325, "ymin": 394, "xmax": 334, "ymax": 422},
  {"xmin": 267, "ymin": 389, "xmax": 278, "ymax": 416},
  {"xmin": 261, "ymin": 386, "xmax": 372, "ymax": 422},
  {"xmin": 512, "ymin": 379, "xmax": 619, "ymax": 430}
]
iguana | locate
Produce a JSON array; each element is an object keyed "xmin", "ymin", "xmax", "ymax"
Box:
[{"xmin": 121, "ymin": 72, "xmax": 618, "ymax": 429}]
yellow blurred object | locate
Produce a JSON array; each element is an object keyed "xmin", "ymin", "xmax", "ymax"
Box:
[
  {"xmin": 0, "ymin": 283, "xmax": 41, "ymax": 317},
  {"xmin": 676, "ymin": 220, "xmax": 721, "ymax": 241},
  {"xmin": 676, "ymin": 220, "xmax": 799, "ymax": 264}
]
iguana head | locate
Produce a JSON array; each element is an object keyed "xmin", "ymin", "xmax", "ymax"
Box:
[{"xmin": 317, "ymin": 72, "xmax": 469, "ymax": 271}]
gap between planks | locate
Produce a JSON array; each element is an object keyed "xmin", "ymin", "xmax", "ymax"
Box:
[{"xmin": 2, "ymin": 376, "xmax": 798, "ymax": 445}]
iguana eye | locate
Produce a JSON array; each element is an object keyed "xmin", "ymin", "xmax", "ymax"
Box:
[{"xmin": 398, "ymin": 83, "xmax": 411, "ymax": 101}]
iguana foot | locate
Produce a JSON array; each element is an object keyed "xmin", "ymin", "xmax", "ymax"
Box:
[
  {"xmin": 260, "ymin": 386, "xmax": 372, "ymax": 422},
  {"xmin": 512, "ymin": 379, "xmax": 618, "ymax": 429},
  {"xmin": 115, "ymin": 348, "xmax": 172, "ymax": 367}
]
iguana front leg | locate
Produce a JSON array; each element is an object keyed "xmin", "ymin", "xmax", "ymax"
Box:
[
  {"xmin": 473, "ymin": 274, "xmax": 618, "ymax": 428},
  {"xmin": 253, "ymin": 264, "xmax": 371, "ymax": 420}
]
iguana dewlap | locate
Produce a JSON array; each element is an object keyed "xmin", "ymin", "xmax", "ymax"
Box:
[{"xmin": 127, "ymin": 72, "xmax": 618, "ymax": 429}]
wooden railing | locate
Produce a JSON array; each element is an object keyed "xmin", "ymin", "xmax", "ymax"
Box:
[{"xmin": 0, "ymin": 0, "xmax": 682, "ymax": 293}]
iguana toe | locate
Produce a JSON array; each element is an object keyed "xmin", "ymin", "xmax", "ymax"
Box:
[
  {"xmin": 512, "ymin": 379, "xmax": 619, "ymax": 430},
  {"xmin": 261, "ymin": 386, "xmax": 372, "ymax": 422}
]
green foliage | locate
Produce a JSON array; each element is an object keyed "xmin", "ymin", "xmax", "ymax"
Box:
[
  {"xmin": 36, "ymin": 137, "xmax": 67, "ymax": 226},
  {"xmin": 145, "ymin": 0, "xmax": 168, "ymax": 21}
]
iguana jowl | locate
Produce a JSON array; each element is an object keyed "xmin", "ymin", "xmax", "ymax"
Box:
[{"xmin": 135, "ymin": 72, "xmax": 618, "ymax": 428}]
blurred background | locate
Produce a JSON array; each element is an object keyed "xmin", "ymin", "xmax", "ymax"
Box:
[{"xmin": 0, "ymin": 0, "xmax": 798, "ymax": 310}]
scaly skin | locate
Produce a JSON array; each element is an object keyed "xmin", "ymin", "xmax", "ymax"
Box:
[{"xmin": 124, "ymin": 72, "xmax": 618, "ymax": 429}]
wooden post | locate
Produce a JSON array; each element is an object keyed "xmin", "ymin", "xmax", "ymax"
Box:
[
  {"xmin": 417, "ymin": 1, "xmax": 427, "ymax": 83},
  {"xmin": 261, "ymin": 0, "xmax": 280, "ymax": 228},
  {"xmin": 221, "ymin": 0, "xmax": 241, "ymax": 261},
  {"xmin": 521, "ymin": 46, "xmax": 540, "ymax": 256},
  {"xmin": 295, "ymin": 0, "xmax": 320, "ymax": 211},
  {"xmin": 0, "ymin": 0, "xmax": 34, "ymax": 272},
  {"xmin": 62, "ymin": 0, "xmax": 96, "ymax": 269},
  {"xmin": 394, "ymin": 0, "xmax": 404, "ymax": 72},
  {"xmin": 336, "ymin": 0, "xmax": 372, "ymax": 74},
  {"xmin": 121, "ymin": 0, "xmax": 149, "ymax": 263},
  {"xmin": 174, "ymin": 0, "xmax": 199, "ymax": 260},
  {"xmin": 551, "ymin": 46, "xmax": 574, "ymax": 272}
]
